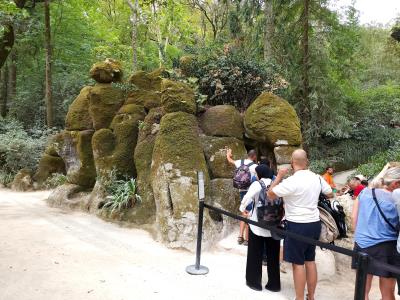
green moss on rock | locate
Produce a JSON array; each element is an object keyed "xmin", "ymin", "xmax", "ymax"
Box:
[
  {"xmin": 128, "ymin": 70, "xmax": 162, "ymax": 91},
  {"xmin": 89, "ymin": 59, "xmax": 123, "ymax": 83},
  {"xmin": 200, "ymin": 136, "xmax": 246, "ymax": 178},
  {"xmin": 179, "ymin": 56, "xmax": 195, "ymax": 77},
  {"xmin": 244, "ymin": 92, "xmax": 302, "ymax": 146},
  {"xmin": 117, "ymin": 104, "xmax": 146, "ymax": 115},
  {"xmin": 199, "ymin": 105, "xmax": 244, "ymax": 139},
  {"xmin": 125, "ymin": 90, "xmax": 161, "ymax": 110},
  {"xmin": 65, "ymin": 86, "xmax": 93, "ymax": 131},
  {"xmin": 58, "ymin": 130, "xmax": 96, "ymax": 187},
  {"xmin": 161, "ymin": 79, "xmax": 196, "ymax": 114},
  {"xmin": 33, "ymin": 154, "xmax": 66, "ymax": 184},
  {"xmin": 89, "ymin": 83, "xmax": 124, "ymax": 130}
]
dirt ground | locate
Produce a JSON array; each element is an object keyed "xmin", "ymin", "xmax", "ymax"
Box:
[{"xmin": 0, "ymin": 188, "xmax": 393, "ymax": 300}]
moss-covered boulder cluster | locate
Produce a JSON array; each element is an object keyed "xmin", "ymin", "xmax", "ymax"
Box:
[{"xmin": 28, "ymin": 59, "xmax": 302, "ymax": 250}]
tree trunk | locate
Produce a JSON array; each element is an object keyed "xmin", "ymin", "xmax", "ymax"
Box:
[
  {"xmin": 8, "ymin": 50, "xmax": 17, "ymax": 104},
  {"xmin": 0, "ymin": 63, "xmax": 9, "ymax": 118},
  {"xmin": 44, "ymin": 0, "xmax": 53, "ymax": 127},
  {"xmin": 263, "ymin": 0, "xmax": 274, "ymax": 61},
  {"xmin": 0, "ymin": 24, "xmax": 14, "ymax": 69},
  {"xmin": 300, "ymin": 0, "xmax": 310, "ymax": 138},
  {"xmin": 126, "ymin": 0, "xmax": 139, "ymax": 71}
]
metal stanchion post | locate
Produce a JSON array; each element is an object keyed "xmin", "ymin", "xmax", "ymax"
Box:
[
  {"xmin": 186, "ymin": 171, "xmax": 209, "ymax": 275},
  {"xmin": 354, "ymin": 252, "xmax": 369, "ymax": 300}
]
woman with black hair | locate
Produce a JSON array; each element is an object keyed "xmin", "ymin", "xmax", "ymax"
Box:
[{"xmin": 239, "ymin": 164, "xmax": 281, "ymax": 292}]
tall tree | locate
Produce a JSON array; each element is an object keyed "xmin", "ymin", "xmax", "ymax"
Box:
[
  {"xmin": 263, "ymin": 0, "xmax": 274, "ymax": 61},
  {"xmin": 0, "ymin": 63, "xmax": 9, "ymax": 118},
  {"xmin": 299, "ymin": 0, "xmax": 310, "ymax": 138},
  {"xmin": 0, "ymin": 24, "xmax": 14, "ymax": 69},
  {"xmin": 8, "ymin": 50, "xmax": 17, "ymax": 105},
  {"xmin": 44, "ymin": 0, "xmax": 53, "ymax": 127},
  {"xmin": 126, "ymin": 0, "xmax": 140, "ymax": 71}
]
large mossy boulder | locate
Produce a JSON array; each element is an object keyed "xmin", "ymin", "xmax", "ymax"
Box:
[
  {"xmin": 125, "ymin": 90, "xmax": 161, "ymax": 110},
  {"xmin": 65, "ymin": 86, "xmax": 93, "ymax": 131},
  {"xmin": 88, "ymin": 83, "xmax": 124, "ymax": 130},
  {"xmin": 244, "ymin": 92, "xmax": 302, "ymax": 146},
  {"xmin": 33, "ymin": 154, "xmax": 66, "ymax": 185},
  {"xmin": 92, "ymin": 106, "xmax": 145, "ymax": 178},
  {"xmin": 200, "ymin": 105, "xmax": 244, "ymax": 139},
  {"xmin": 132, "ymin": 108, "xmax": 165, "ymax": 224},
  {"xmin": 209, "ymin": 178, "xmax": 240, "ymax": 227},
  {"xmin": 89, "ymin": 59, "xmax": 123, "ymax": 83},
  {"xmin": 11, "ymin": 168, "xmax": 33, "ymax": 191},
  {"xmin": 151, "ymin": 111, "xmax": 215, "ymax": 249},
  {"xmin": 128, "ymin": 70, "xmax": 162, "ymax": 91},
  {"xmin": 161, "ymin": 79, "xmax": 196, "ymax": 114},
  {"xmin": 57, "ymin": 130, "xmax": 96, "ymax": 188},
  {"xmin": 200, "ymin": 136, "xmax": 246, "ymax": 179}
]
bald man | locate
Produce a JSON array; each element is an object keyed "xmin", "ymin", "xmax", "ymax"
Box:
[{"xmin": 267, "ymin": 149, "xmax": 333, "ymax": 300}]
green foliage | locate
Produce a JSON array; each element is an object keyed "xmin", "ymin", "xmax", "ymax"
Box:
[
  {"xmin": 0, "ymin": 119, "xmax": 56, "ymax": 175},
  {"xmin": 309, "ymin": 159, "xmax": 331, "ymax": 175},
  {"xmin": 186, "ymin": 49, "xmax": 284, "ymax": 110},
  {"xmin": 0, "ymin": 171, "xmax": 14, "ymax": 187},
  {"xmin": 102, "ymin": 177, "xmax": 142, "ymax": 213},
  {"xmin": 43, "ymin": 173, "xmax": 67, "ymax": 189},
  {"xmin": 356, "ymin": 141, "xmax": 400, "ymax": 179}
]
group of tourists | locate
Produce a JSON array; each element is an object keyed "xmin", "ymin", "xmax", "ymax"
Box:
[{"xmin": 225, "ymin": 148, "xmax": 400, "ymax": 300}]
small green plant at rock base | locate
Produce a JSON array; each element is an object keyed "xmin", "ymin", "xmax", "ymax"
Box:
[
  {"xmin": 102, "ymin": 178, "xmax": 142, "ymax": 213},
  {"xmin": 138, "ymin": 120, "xmax": 145, "ymax": 130},
  {"xmin": 0, "ymin": 171, "xmax": 14, "ymax": 187},
  {"xmin": 43, "ymin": 173, "xmax": 67, "ymax": 189}
]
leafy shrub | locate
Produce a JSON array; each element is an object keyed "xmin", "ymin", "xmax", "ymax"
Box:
[
  {"xmin": 43, "ymin": 173, "xmax": 67, "ymax": 189},
  {"xmin": 356, "ymin": 141, "xmax": 400, "ymax": 179},
  {"xmin": 182, "ymin": 49, "xmax": 285, "ymax": 110},
  {"xmin": 309, "ymin": 159, "xmax": 331, "ymax": 175},
  {"xmin": 0, "ymin": 171, "xmax": 14, "ymax": 187},
  {"xmin": 102, "ymin": 178, "xmax": 141, "ymax": 213},
  {"xmin": 0, "ymin": 118, "xmax": 57, "ymax": 176}
]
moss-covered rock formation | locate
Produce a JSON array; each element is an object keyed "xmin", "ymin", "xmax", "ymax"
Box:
[
  {"xmin": 161, "ymin": 79, "xmax": 196, "ymax": 114},
  {"xmin": 88, "ymin": 83, "xmax": 124, "ymax": 130},
  {"xmin": 200, "ymin": 105, "xmax": 244, "ymax": 139},
  {"xmin": 57, "ymin": 130, "xmax": 96, "ymax": 188},
  {"xmin": 89, "ymin": 58, "xmax": 123, "ymax": 83},
  {"xmin": 65, "ymin": 86, "xmax": 93, "ymax": 131},
  {"xmin": 151, "ymin": 111, "xmax": 214, "ymax": 247},
  {"xmin": 30, "ymin": 61, "xmax": 304, "ymax": 251},
  {"xmin": 11, "ymin": 168, "xmax": 33, "ymax": 191},
  {"xmin": 244, "ymin": 92, "xmax": 302, "ymax": 146},
  {"xmin": 201, "ymin": 136, "xmax": 246, "ymax": 178}
]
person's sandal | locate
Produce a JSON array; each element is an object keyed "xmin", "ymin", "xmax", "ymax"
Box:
[
  {"xmin": 243, "ymin": 240, "xmax": 248, "ymax": 246},
  {"xmin": 237, "ymin": 236, "xmax": 244, "ymax": 245}
]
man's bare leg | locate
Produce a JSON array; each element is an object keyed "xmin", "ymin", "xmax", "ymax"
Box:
[
  {"xmin": 305, "ymin": 261, "xmax": 318, "ymax": 300},
  {"xmin": 379, "ymin": 276, "xmax": 395, "ymax": 300},
  {"xmin": 292, "ymin": 263, "xmax": 306, "ymax": 300},
  {"xmin": 364, "ymin": 275, "xmax": 373, "ymax": 300}
]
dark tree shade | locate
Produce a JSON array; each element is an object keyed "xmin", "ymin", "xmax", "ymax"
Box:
[
  {"xmin": 0, "ymin": 24, "xmax": 14, "ymax": 69},
  {"xmin": 391, "ymin": 27, "xmax": 400, "ymax": 42}
]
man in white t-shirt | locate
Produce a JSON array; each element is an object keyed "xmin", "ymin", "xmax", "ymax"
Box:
[
  {"xmin": 267, "ymin": 149, "xmax": 332, "ymax": 300},
  {"xmin": 227, "ymin": 148, "xmax": 258, "ymax": 245}
]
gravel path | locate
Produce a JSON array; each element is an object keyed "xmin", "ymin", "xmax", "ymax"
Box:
[{"xmin": 0, "ymin": 188, "xmax": 389, "ymax": 300}]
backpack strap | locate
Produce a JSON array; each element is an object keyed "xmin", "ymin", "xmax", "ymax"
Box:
[
  {"xmin": 247, "ymin": 162, "xmax": 255, "ymax": 167},
  {"xmin": 240, "ymin": 159, "xmax": 244, "ymax": 166},
  {"xmin": 372, "ymin": 188, "xmax": 399, "ymax": 232}
]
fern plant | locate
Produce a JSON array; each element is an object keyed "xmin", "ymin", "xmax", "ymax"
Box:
[{"xmin": 102, "ymin": 178, "xmax": 142, "ymax": 213}]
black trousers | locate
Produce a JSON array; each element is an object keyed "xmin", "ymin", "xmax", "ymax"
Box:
[{"xmin": 246, "ymin": 228, "xmax": 281, "ymax": 291}]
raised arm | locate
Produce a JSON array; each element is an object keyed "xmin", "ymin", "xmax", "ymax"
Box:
[
  {"xmin": 226, "ymin": 148, "xmax": 236, "ymax": 166},
  {"xmin": 352, "ymin": 197, "xmax": 360, "ymax": 231},
  {"xmin": 267, "ymin": 168, "xmax": 288, "ymax": 199}
]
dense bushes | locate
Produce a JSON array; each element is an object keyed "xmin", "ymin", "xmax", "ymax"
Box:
[
  {"xmin": 356, "ymin": 141, "xmax": 400, "ymax": 179},
  {"xmin": 0, "ymin": 118, "xmax": 56, "ymax": 176},
  {"xmin": 181, "ymin": 49, "xmax": 285, "ymax": 111}
]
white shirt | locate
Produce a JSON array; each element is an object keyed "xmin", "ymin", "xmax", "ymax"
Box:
[
  {"xmin": 272, "ymin": 169, "xmax": 332, "ymax": 223},
  {"xmin": 239, "ymin": 178, "xmax": 272, "ymax": 237}
]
